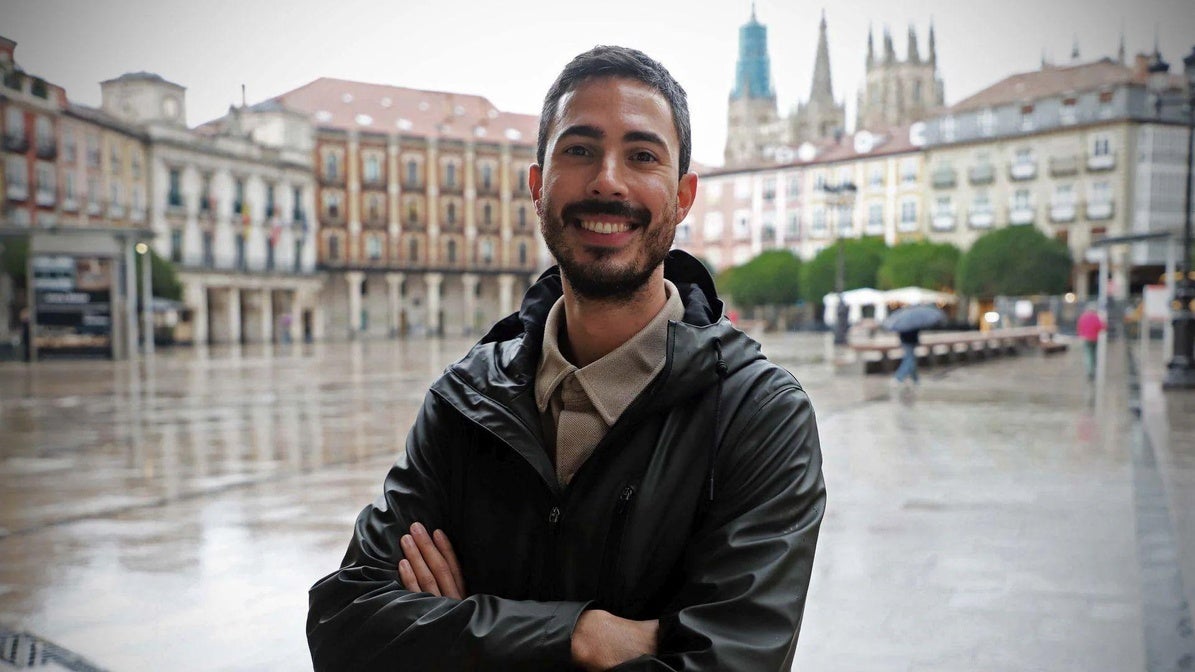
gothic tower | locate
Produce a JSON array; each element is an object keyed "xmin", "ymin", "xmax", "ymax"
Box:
[
  {"xmin": 724, "ymin": 3, "xmax": 782, "ymax": 167},
  {"xmin": 789, "ymin": 11, "xmax": 846, "ymax": 145},
  {"xmin": 856, "ymin": 21, "xmax": 945, "ymax": 131}
]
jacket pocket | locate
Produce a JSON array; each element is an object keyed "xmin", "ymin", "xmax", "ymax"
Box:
[{"xmin": 598, "ymin": 484, "xmax": 638, "ymax": 611}]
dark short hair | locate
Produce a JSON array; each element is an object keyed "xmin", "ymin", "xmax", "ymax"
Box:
[{"xmin": 536, "ymin": 45, "xmax": 692, "ymax": 178}]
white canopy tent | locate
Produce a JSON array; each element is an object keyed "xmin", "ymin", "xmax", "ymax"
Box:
[{"xmin": 823, "ymin": 287, "xmax": 957, "ymax": 326}]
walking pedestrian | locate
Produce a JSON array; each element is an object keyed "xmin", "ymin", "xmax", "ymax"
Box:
[
  {"xmin": 893, "ymin": 328, "xmax": 921, "ymax": 386},
  {"xmin": 1076, "ymin": 304, "xmax": 1106, "ymax": 381},
  {"xmin": 307, "ymin": 45, "xmax": 826, "ymax": 671}
]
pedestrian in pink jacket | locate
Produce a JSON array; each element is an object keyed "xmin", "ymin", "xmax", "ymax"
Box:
[{"xmin": 1076, "ymin": 305, "xmax": 1106, "ymax": 380}]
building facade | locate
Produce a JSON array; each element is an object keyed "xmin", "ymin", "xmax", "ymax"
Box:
[
  {"xmin": 270, "ymin": 78, "xmax": 544, "ymax": 339},
  {"xmin": 97, "ymin": 73, "xmax": 322, "ymax": 345},
  {"xmin": 856, "ymin": 24, "xmax": 945, "ymax": 131}
]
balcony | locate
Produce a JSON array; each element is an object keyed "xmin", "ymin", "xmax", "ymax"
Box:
[
  {"xmin": 166, "ymin": 193, "xmax": 186, "ymax": 215},
  {"xmin": 3, "ymin": 134, "xmax": 28, "ymax": 153},
  {"xmin": 1009, "ymin": 161, "xmax": 1037, "ymax": 181},
  {"xmin": 931, "ymin": 211, "xmax": 957, "ymax": 231},
  {"xmin": 440, "ymin": 181, "xmax": 463, "ymax": 195},
  {"xmin": 87, "ymin": 200, "xmax": 101, "ymax": 215},
  {"xmin": 35, "ymin": 189, "xmax": 55, "ymax": 207},
  {"xmin": 1085, "ymin": 200, "xmax": 1114, "ymax": 220},
  {"xmin": 931, "ymin": 167, "xmax": 957, "ymax": 189},
  {"xmin": 1009, "ymin": 206, "xmax": 1035, "ymax": 225},
  {"xmin": 968, "ymin": 208, "xmax": 995, "ymax": 229},
  {"xmin": 1087, "ymin": 152, "xmax": 1116, "ymax": 171},
  {"xmin": 968, "ymin": 164, "xmax": 995, "ymax": 185},
  {"xmin": 62, "ymin": 197, "xmax": 78, "ymax": 212},
  {"xmin": 319, "ymin": 171, "xmax": 345, "ymax": 187},
  {"xmin": 35, "ymin": 142, "xmax": 57, "ymax": 161},
  {"xmin": 6, "ymin": 182, "xmax": 27, "ymax": 201},
  {"xmin": 361, "ymin": 175, "xmax": 386, "ymax": 191},
  {"xmin": 130, "ymin": 207, "xmax": 146, "ymax": 223},
  {"xmin": 1049, "ymin": 202, "xmax": 1077, "ymax": 223},
  {"xmin": 108, "ymin": 202, "xmax": 125, "ymax": 219},
  {"xmin": 402, "ymin": 179, "xmax": 425, "ymax": 192},
  {"xmin": 198, "ymin": 195, "xmax": 216, "ymax": 219},
  {"xmin": 1048, "ymin": 155, "xmax": 1079, "ymax": 177}
]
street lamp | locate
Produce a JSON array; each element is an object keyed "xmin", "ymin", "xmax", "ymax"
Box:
[
  {"xmin": 822, "ymin": 181, "xmax": 858, "ymax": 345},
  {"xmin": 1149, "ymin": 46, "xmax": 1195, "ymax": 389}
]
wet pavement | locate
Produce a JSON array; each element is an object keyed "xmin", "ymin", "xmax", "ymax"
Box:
[{"xmin": 0, "ymin": 332, "xmax": 1189, "ymax": 671}]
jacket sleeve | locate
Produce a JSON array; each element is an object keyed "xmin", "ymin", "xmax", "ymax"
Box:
[
  {"xmin": 640, "ymin": 383, "xmax": 826, "ymax": 671},
  {"xmin": 306, "ymin": 389, "xmax": 589, "ymax": 671}
]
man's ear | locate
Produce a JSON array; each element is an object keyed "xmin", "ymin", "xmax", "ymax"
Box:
[
  {"xmin": 529, "ymin": 163, "xmax": 543, "ymax": 204},
  {"xmin": 676, "ymin": 172, "xmax": 698, "ymax": 222}
]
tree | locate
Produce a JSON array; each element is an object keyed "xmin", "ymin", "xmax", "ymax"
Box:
[
  {"xmin": 800, "ymin": 236, "xmax": 888, "ymax": 304},
  {"xmin": 0, "ymin": 235, "xmax": 29, "ymax": 285},
  {"xmin": 720, "ymin": 250, "xmax": 802, "ymax": 308},
  {"xmin": 877, "ymin": 240, "xmax": 962, "ymax": 291},
  {"xmin": 136, "ymin": 247, "xmax": 183, "ymax": 301},
  {"xmin": 957, "ymin": 226, "xmax": 1072, "ymax": 298}
]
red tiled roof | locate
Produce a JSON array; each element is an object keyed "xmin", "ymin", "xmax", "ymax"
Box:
[
  {"xmin": 950, "ymin": 58, "xmax": 1138, "ymax": 113},
  {"xmin": 267, "ymin": 77, "xmax": 539, "ymax": 145}
]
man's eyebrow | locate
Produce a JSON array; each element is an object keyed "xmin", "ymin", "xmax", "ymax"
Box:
[
  {"xmin": 623, "ymin": 130, "xmax": 668, "ymax": 149},
  {"xmin": 558, "ymin": 124, "xmax": 604, "ymax": 140}
]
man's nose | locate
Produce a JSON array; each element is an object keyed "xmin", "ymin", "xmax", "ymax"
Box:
[{"xmin": 588, "ymin": 155, "xmax": 628, "ymax": 199}]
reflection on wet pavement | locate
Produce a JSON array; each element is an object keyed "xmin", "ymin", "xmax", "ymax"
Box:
[{"xmin": 0, "ymin": 335, "xmax": 1145, "ymax": 670}]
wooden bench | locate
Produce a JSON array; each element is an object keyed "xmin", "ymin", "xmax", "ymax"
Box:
[{"xmin": 847, "ymin": 327, "xmax": 1059, "ymax": 374}]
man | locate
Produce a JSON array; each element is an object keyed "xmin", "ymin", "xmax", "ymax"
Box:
[
  {"xmin": 307, "ymin": 46, "xmax": 826, "ymax": 671},
  {"xmin": 893, "ymin": 327, "xmax": 921, "ymax": 387}
]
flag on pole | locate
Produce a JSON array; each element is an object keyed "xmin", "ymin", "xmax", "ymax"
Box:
[{"xmin": 241, "ymin": 199, "xmax": 251, "ymax": 240}]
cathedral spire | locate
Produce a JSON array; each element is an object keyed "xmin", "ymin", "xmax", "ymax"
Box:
[
  {"xmin": 907, "ymin": 24, "xmax": 921, "ymax": 64},
  {"xmin": 883, "ymin": 26, "xmax": 896, "ymax": 64},
  {"xmin": 928, "ymin": 19, "xmax": 937, "ymax": 65},
  {"xmin": 1117, "ymin": 22, "xmax": 1125, "ymax": 64},
  {"xmin": 730, "ymin": 3, "xmax": 774, "ymax": 100},
  {"xmin": 867, "ymin": 23, "xmax": 875, "ymax": 66},
  {"xmin": 1071, "ymin": 35, "xmax": 1080, "ymax": 61},
  {"xmin": 810, "ymin": 10, "xmax": 835, "ymax": 102}
]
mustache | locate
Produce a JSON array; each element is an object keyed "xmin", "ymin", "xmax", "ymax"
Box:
[{"xmin": 560, "ymin": 199, "xmax": 651, "ymax": 227}]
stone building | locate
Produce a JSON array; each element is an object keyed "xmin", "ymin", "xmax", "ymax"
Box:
[
  {"xmin": 97, "ymin": 73, "xmax": 323, "ymax": 345},
  {"xmin": 788, "ymin": 12, "xmax": 847, "ymax": 147},
  {"xmin": 855, "ymin": 24, "xmax": 945, "ymax": 132},
  {"xmin": 723, "ymin": 5, "xmax": 783, "ymax": 168},
  {"xmin": 268, "ymin": 78, "xmax": 544, "ymax": 339}
]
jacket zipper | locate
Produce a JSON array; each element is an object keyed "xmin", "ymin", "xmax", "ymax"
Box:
[
  {"xmin": 535, "ymin": 504, "xmax": 562, "ymax": 599},
  {"xmin": 598, "ymin": 485, "xmax": 637, "ymax": 609}
]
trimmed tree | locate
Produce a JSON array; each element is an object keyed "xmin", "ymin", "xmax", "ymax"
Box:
[
  {"xmin": 877, "ymin": 240, "xmax": 962, "ymax": 291},
  {"xmin": 720, "ymin": 249, "xmax": 802, "ymax": 308},
  {"xmin": 957, "ymin": 225, "xmax": 1072, "ymax": 298},
  {"xmin": 799, "ymin": 236, "xmax": 888, "ymax": 304},
  {"xmin": 136, "ymin": 248, "xmax": 183, "ymax": 301}
]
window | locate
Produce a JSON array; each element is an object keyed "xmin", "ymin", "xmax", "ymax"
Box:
[
  {"xmin": 761, "ymin": 213, "xmax": 776, "ymax": 246},
  {"xmin": 973, "ymin": 191, "xmax": 991, "ymax": 211},
  {"xmin": 813, "ymin": 172, "xmax": 826, "ymax": 191},
  {"xmin": 1060, "ymin": 98, "xmax": 1077, "ymax": 125},
  {"xmin": 445, "ymin": 162, "xmax": 457, "ymax": 188},
  {"xmin": 869, "ymin": 164, "xmax": 884, "ymax": 188},
  {"xmin": 517, "ymin": 204, "xmax": 527, "ymax": 228},
  {"xmin": 109, "ymin": 144, "xmax": 121, "ymax": 174},
  {"xmin": 200, "ymin": 175, "xmax": 213, "ymax": 213},
  {"xmin": 1053, "ymin": 184, "xmax": 1075, "ymax": 204},
  {"xmin": 703, "ymin": 213, "xmax": 724, "ymax": 239},
  {"xmin": 235, "ymin": 233, "xmax": 246, "ymax": 270},
  {"xmin": 327, "ymin": 234, "xmax": 340, "ymax": 261},
  {"xmin": 733, "ymin": 210, "xmax": 750, "ymax": 239},
  {"xmin": 406, "ymin": 159, "xmax": 419, "ymax": 186},
  {"xmin": 203, "ymin": 232, "xmax": 214, "ymax": 267},
  {"xmin": 941, "ymin": 115, "xmax": 956, "ymax": 142},
  {"xmin": 326, "ymin": 192, "xmax": 341, "ymax": 219},
  {"xmin": 446, "ymin": 201, "xmax": 457, "ymax": 225},
  {"xmin": 518, "ymin": 242, "xmax": 528, "ymax": 266},
  {"xmin": 292, "ymin": 186, "xmax": 304, "ymax": 221},
  {"xmin": 481, "ymin": 164, "xmax": 493, "ymax": 191},
  {"xmin": 480, "ymin": 239, "xmax": 494, "ymax": 264},
  {"xmin": 1091, "ymin": 135, "xmax": 1112, "ymax": 157},
  {"xmin": 266, "ymin": 183, "xmax": 277, "ymax": 218},
  {"xmin": 168, "ymin": 168, "xmax": 183, "ymax": 207},
  {"xmin": 1089, "ymin": 181, "xmax": 1111, "ymax": 203},
  {"xmin": 1014, "ymin": 147, "xmax": 1034, "ymax": 164},
  {"xmin": 366, "ymin": 235, "xmax": 382, "ymax": 261},
  {"xmin": 762, "ymin": 177, "xmax": 776, "ymax": 200},
  {"xmin": 35, "ymin": 162, "xmax": 55, "ymax": 205},
  {"xmin": 62, "ymin": 127, "xmax": 76, "ymax": 163},
  {"xmin": 1020, "ymin": 104, "xmax": 1035, "ymax": 131},
  {"xmin": 35, "ymin": 116, "xmax": 52, "ymax": 149},
  {"xmin": 900, "ymin": 159, "xmax": 918, "ymax": 184},
  {"xmin": 516, "ymin": 167, "xmax": 527, "ymax": 193},
  {"xmin": 86, "ymin": 135, "xmax": 100, "ymax": 168},
  {"xmin": 978, "ymin": 109, "xmax": 995, "ymax": 137},
  {"xmin": 867, "ymin": 203, "xmax": 883, "ymax": 234},
  {"xmin": 786, "ymin": 175, "xmax": 801, "ymax": 198},
  {"xmin": 447, "ymin": 239, "xmax": 457, "ymax": 264},
  {"xmin": 63, "ymin": 171, "xmax": 76, "ymax": 205},
  {"xmin": 899, "ymin": 200, "xmax": 918, "ymax": 229},
  {"xmin": 364, "ymin": 154, "xmax": 381, "ymax": 183},
  {"xmin": 170, "ymin": 229, "xmax": 183, "ymax": 264},
  {"xmin": 368, "ymin": 194, "xmax": 383, "ymax": 222},
  {"xmin": 812, "ymin": 208, "xmax": 827, "ymax": 237},
  {"xmin": 1013, "ymin": 189, "xmax": 1031, "ymax": 209},
  {"xmin": 675, "ymin": 220, "xmax": 692, "ymax": 243},
  {"xmin": 483, "ymin": 202, "xmax": 492, "ymax": 225},
  {"xmin": 409, "ymin": 237, "xmax": 419, "ymax": 261},
  {"xmin": 4, "ymin": 107, "xmax": 23, "ymax": 142},
  {"xmin": 234, "ymin": 179, "xmax": 246, "ymax": 215},
  {"xmin": 785, "ymin": 212, "xmax": 800, "ymax": 241},
  {"xmin": 407, "ymin": 201, "xmax": 419, "ymax": 224},
  {"xmin": 324, "ymin": 151, "xmax": 341, "ymax": 180}
]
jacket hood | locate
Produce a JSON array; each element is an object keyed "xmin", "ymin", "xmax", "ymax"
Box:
[{"xmin": 446, "ymin": 250, "xmax": 764, "ymax": 416}]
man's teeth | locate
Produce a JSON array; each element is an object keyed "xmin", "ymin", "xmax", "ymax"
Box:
[{"xmin": 579, "ymin": 220, "xmax": 632, "ymax": 234}]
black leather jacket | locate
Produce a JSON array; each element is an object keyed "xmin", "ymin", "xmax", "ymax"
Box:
[{"xmin": 307, "ymin": 251, "xmax": 826, "ymax": 671}]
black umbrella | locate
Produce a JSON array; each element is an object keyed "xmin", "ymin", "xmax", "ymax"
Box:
[{"xmin": 883, "ymin": 304, "xmax": 946, "ymax": 332}]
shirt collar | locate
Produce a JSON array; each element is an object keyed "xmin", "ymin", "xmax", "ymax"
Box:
[{"xmin": 535, "ymin": 279, "xmax": 684, "ymax": 425}]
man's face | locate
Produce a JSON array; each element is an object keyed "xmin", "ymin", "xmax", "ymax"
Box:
[{"xmin": 530, "ymin": 77, "xmax": 697, "ymax": 302}]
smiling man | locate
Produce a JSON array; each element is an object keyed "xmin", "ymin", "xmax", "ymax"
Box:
[{"xmin": 307, "ymin": 46, "xmax": 826, "ymax": 671}]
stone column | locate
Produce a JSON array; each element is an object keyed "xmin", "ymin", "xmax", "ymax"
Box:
[
  {"xmin": 260, "ymin": 288, "xmax": 273, "ymax": 343},
  {"xmin": 386, "ymin": 272, "xmax": 405, "ymax": 337},
  {"xmin": 289, "ymin": 289, "xmax": 303, "ymax": 343},
  {"xmin": 346, "ymin": 271, "xmax": 364, "ymax": 338},
  {"xmin": 461, "ymin": 273, "xmax": 479, "ymax": 335},
  {"xmin": 227, "ymin": 287, "xmax": 242, "ymax": 344},
  {"xmin": 184, "ymin": 280, "xmax": 208, "ymax": 345},
  {"xmin": 425, "ymin": 272, "xmax": 443, "ymax": 336},
  {"xmin": 499, "ymin": 273, "xmax": 515, "ymax": 317}
]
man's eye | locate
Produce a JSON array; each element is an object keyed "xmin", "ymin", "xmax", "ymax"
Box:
[
  {"xmin": 631, "ymin": 151, "xmax": 658, "ymax": 163},
  {"xmin": 563, "ymin": 146, "xmax": 591, "ymax": 157}
]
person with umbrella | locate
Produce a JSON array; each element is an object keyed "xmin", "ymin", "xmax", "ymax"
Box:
[{"xmin": 883, "ymin": 304, "xmax": 947, "ymax": 387}]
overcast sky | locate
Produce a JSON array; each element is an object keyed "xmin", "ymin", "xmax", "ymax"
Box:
[{"xmin": 1, "ymin": 0, "xmax": 1192, "ymax": 168}]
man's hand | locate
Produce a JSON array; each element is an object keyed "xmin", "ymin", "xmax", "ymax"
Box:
[
  {"xmin": 397, "ymin": 522, "xmax": 467, "ymax": 600},
  {"xmin": 571, "ymin": 609, "xmax": 659, "ymax": 671}
]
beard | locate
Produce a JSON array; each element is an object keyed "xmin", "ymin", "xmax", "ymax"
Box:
[{"xmin": 539, "ymin": 197, "xmax": 677, "ymax": 303}]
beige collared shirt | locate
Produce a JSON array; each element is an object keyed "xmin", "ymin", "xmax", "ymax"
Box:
[{"xmin": 535, "ymin": 279, "xmax": 685, "ymax": 486}]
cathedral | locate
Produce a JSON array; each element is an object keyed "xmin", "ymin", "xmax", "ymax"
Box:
[{"xmin": 723, "ymin": 7, "xmax": 945, "ymax": 168}]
